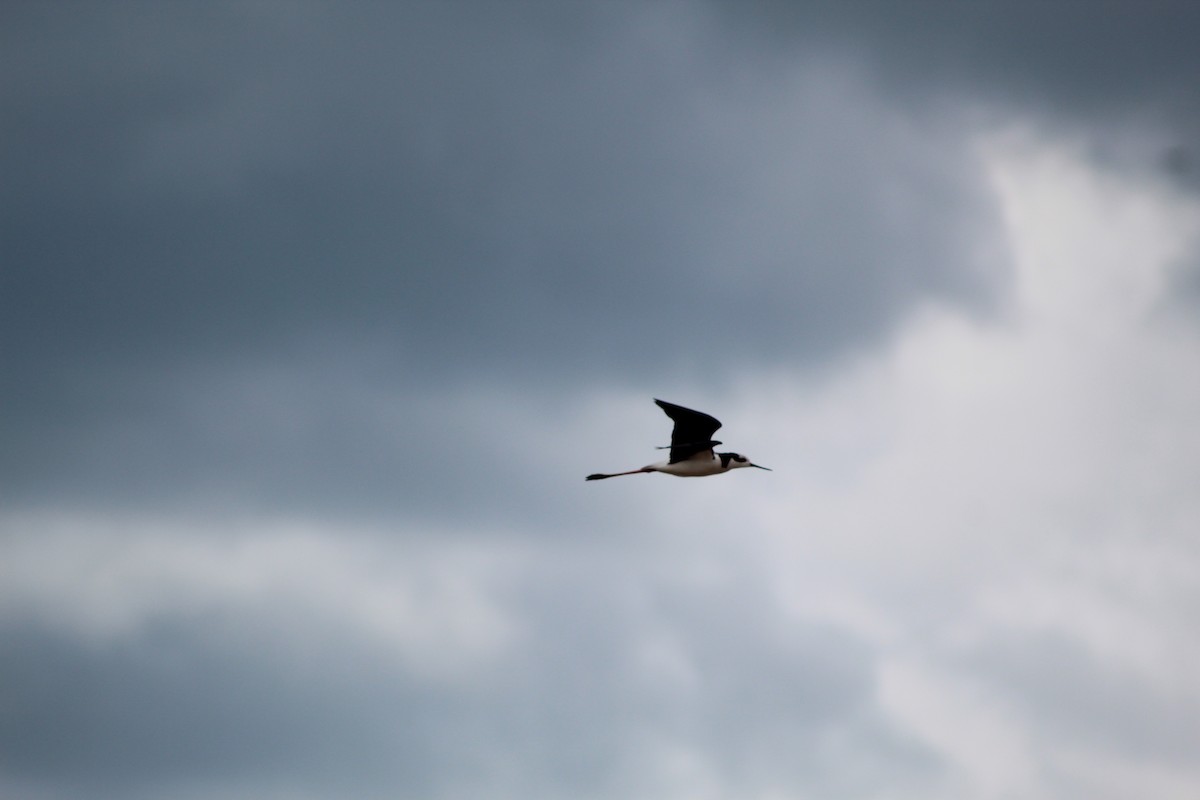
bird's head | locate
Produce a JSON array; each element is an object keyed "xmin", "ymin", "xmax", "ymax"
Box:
[{"xmin": 723, "ymin": 452, "xmax": 772, "ymax": 472}]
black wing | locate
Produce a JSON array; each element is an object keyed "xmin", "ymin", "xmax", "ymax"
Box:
[{"xmin": 654, "ymin": 399, "xmax": 723, "ymax": 463}]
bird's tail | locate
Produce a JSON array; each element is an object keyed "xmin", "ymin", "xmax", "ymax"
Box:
[{"xmin": 585, "ymin": 467, "xmax": 652, "ymax": 481}]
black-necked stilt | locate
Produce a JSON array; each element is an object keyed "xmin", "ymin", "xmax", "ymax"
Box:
[{"xmin": 586, "ymin": 399, "xmax": 771, "ymax": 480}]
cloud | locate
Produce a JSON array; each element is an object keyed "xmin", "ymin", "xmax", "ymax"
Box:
[
  {"xmin": 1, "ymin": 2, "xmax": 998, "ymax": 376},
  {"xmin": 721, "ymin": 2, "xmax": 1200, "ymax": 144},
  {"xmin": 4, "ymin": 129, "xmax": 1199, "ymax": 798},
  {"xmin": 734, "ymin": 132, "xmax": 1200, "ymax": 798},
  {"xmin": 0, "ymin": 515, "xmax": 927, "ymax": 800},
  {"xmin": 3, "ymin": 3, "xmax": 1200, "ymax": 798},
  {"xmin": 2, "ymin": 1, "xmax": 1009, "ymax": 518}
]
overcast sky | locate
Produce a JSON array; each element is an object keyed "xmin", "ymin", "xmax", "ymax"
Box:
[{"xmin": 3, "ymin": 2, "xmax": 1200, "ymax": 799}]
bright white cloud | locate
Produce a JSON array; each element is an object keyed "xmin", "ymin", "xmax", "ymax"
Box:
[{"xmin": 733, "ymin": 130, "xmax": 1200, "ymax": 798}]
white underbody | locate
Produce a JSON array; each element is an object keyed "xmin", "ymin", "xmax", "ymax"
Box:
[{"xmin": 647, "ymin": 453, "xmax": 727, "ymax": 477}]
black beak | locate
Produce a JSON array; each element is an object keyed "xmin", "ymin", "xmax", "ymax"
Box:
[{"xmin": 751, "ymin": 463, "xmax": 772, "ymax": 471}]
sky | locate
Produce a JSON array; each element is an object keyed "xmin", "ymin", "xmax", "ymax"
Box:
[{"xmin": 2, "ymin": 2, "xmax": 1199, "ymax": 798}]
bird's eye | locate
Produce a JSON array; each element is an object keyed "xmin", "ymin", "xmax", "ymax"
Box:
[{"xmin": 734, "ymin": 455, "xmax": 747, "ymax": 462}]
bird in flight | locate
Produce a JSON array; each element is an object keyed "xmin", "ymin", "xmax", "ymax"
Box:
[{"xmin": 586, "ymin": 398, "xmax": 771, "ymax": 480}]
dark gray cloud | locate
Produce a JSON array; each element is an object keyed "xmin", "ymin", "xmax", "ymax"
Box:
[
  {"xmin": 1, "ymin": 0, "xmax": 999, "ymax": 516},
  {"xmin": 2, "ymin": 2, "xmax": 999, "ymax": 371},
  {"xmin": 725, "ymin": 1, "xmax": 1200, "ymax": 130}
]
